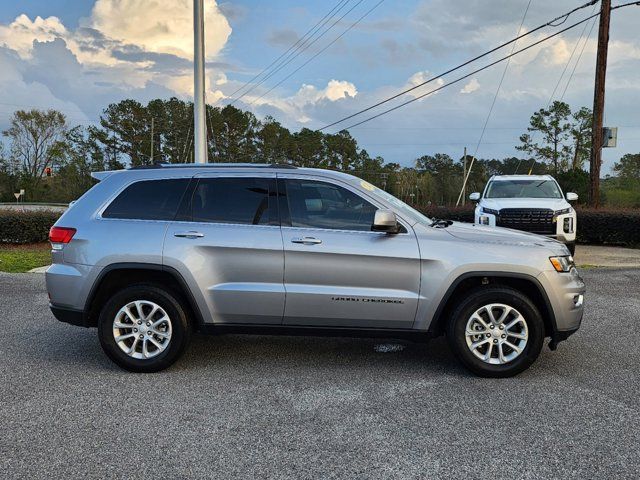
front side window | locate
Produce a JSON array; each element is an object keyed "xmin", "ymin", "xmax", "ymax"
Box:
[
  {"xmin": 103, "ymin": 179, "xmax": 190, "ymax": 220},
  {"xmin": 283, "ymin": 179, "xmax": 376, "ymax": 231},
  {"xmin": 485, "ymin": 179, "xmax": 563, "ymax": 199},
  {"xmin": 192, "ymin": 177, "xmax": 271, "ymax": 225}
]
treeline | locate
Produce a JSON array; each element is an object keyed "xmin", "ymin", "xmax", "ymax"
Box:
[{"xmin": 1, "ymin": 99, "xmax": 639, "ymax": 207}]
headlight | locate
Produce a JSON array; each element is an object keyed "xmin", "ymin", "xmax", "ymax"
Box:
[
  {"xmin": 550, "ymin": 255, "xmax": 575, "ymax": 272},
  {"xmin": 481, "ymin": 207, "xmax": 499, "ymax": 216},
  {"xmin": 554, "ymin": 207, "xmax": 572, "ymax": 215}
]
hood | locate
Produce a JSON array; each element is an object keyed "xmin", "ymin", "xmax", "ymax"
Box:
[
  {"xmin": 442, "ymin": 221, "xmax": 568, "ymax": 254},
  {"xmin": 479, "ymin": 197, "xmax": 570, "ymax": 211}
]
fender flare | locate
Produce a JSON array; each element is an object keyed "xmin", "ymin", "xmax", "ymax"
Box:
[
  {"xmin": 84, "ymin": 262, "xmax": 206, "ymax": 325},
  {"xmin": 428, "ymin": 271, "xmax": 558, "ymax": 336}
]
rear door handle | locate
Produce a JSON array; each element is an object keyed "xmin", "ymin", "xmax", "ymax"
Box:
[
  {"xmin": 291, "ymin": 237, "xmax": 322, "ymax": 245},
  {"xmin": 174, "ymin": 231, "xmax": 205, "ymax": 239}
]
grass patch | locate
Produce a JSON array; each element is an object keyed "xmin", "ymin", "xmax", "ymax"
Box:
[{"xmin": 0, "ymin": 243, "xmax": 51, "ymax": 273}]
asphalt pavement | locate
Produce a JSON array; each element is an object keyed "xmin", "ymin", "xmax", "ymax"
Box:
[{"xmin": 1, "ymin": 269, "xmax": 639, "ymax": 479}]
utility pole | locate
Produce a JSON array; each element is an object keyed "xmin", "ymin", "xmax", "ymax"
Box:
[
  {"xmin": 462, "ymin": 147, "xmax": 467, "ymax": 206},
  {"xmin": 589, "ymin": 0, "xmax": 611, "ymax": 208},
  {"xmin": 149, "ymin": 117, "xmax": 154, "ymax": 163},
  {"xmin": 193, "ymin": 0, "xmax": 207, "ymax": 164}
]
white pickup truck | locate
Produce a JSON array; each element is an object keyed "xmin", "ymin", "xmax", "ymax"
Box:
[{"xmin": 470, "ymin": 175, "xmax": 578, "ymax": 255}]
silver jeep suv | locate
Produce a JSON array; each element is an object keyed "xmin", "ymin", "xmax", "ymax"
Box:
[{"xmin": 46, "ymin": 164, "xmax": 585, "ymax": 377}]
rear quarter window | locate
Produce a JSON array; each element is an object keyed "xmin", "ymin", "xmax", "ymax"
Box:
[{"xmin": 102, "ymin": 179, "xmax": 190, "ymax": 220}]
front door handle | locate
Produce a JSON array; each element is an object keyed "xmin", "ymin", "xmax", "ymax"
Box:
[
  {"xmin": 291, "ymin": 237, "xmax": 322, "ymax": 245},
  {"xmin": 174, "ymin": 231, "xmax": 205, "ymax": 239}
]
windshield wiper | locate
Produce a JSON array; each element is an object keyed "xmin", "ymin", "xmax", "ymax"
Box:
[{"xmin": 430, "ymin": 218, "xmax": 453, "ymax": 228}]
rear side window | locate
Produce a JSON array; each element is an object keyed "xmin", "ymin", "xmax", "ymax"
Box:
[
  {"xmin": 103, "ymin": 179, "xmax": 190, "ymax": 220},
  {"xmin": 191, "ymin": 177, "xmax": 272, "ymax": 225}
]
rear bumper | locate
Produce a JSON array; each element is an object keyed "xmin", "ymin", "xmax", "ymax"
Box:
[{"xmin": 50, "ymin": 304, "xmax": 89, "ymax": 328}]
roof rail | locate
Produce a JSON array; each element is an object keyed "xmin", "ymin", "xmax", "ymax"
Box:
[{"xmin": 128, "ymin": 162, "xmax": 297, "ymax": 170}]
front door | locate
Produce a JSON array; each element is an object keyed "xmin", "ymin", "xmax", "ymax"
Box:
[
  {"xmin": 163, "ymin": 173, "xmax": 285, "ymax": 324},
  {"xmin": 278, "ymin": 176, "xmax": 421, "ymax": 329}
]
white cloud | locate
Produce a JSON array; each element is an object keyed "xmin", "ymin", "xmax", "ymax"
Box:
[
  {"xmin": 89, "ymin": 0, "xmax": 231, "ymax": 60},
  {"xmin": 292, "ymin": 80, "xmax": 357, "ymax": 106},
  {"xmin": 404, "ymin": 71, "xmax": 444, "ymax": 99},
  {"xmin": 0, "ymin": 14, "xmax": 67, "ymax": 58},
  {"xmin": 460, "ymin": 78, "xmax": 480, "ymax": 94}
]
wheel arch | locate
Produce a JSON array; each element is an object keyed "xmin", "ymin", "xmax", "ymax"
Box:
[
  {"xmin": 84, "ymin": 263, "xmax": 205, "ymax": 328},
  {"xmin": 428, "ymin": 272, "xmax": 557, "ymax": 338}
]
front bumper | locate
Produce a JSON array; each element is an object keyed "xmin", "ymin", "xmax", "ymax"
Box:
[
  {"xmin": 537, "ymin": 267, "xmax": 586, "ymax": 341},
  {"xmin": 475, "ymin": 211, "xmax": 577, "ymax": 243}
]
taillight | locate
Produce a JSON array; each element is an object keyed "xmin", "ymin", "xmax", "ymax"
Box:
[{"xmin": 49, "ymin": 226, "xmax": 76, "ymax": 244}]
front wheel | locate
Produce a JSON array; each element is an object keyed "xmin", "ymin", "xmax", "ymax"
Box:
[
  {"xmin": 447, "ymin": 286, "xmax": 544, "ymax": 377},
  {"xmin": 98, "ymin": 284, "xmax": 192, "ymax": 372}
]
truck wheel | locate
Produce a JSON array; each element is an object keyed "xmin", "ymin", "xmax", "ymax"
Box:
[
  {"xmin": 567, "ymin": 242, "xmax": 576, "ymax": 256},
  {"xmin": 97, "ymin": 284, "xmax": 192, "ymax": 373},
  {"xmin": 447, "ymin": 286, "xmax": 544, "ymax": 378}
]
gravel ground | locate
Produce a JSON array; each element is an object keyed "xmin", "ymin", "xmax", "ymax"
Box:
[{"xmin": 1, "ymin": 269, "xmax": 639, "ymax": 479}]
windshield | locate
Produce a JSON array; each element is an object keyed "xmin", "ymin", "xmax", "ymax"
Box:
[
  {"xmin": 365, "ymin": 182, "xmax": 431, "ymax": 225},
  {"xmin": 485, "ymin": 179, "xmax": 563, "ymax": 199}
]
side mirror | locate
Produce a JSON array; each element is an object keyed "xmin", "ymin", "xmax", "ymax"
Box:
[
  {"xmin": 469, "ymin": 192, "xmax": 481, "ymax": 201},
  {"xmin": 372, "ymin": 209, "xmax": 399, "ymax": 233},
  {"xmin": 566, "ymin": 192, "xmax": 578, "ymax": 201}
]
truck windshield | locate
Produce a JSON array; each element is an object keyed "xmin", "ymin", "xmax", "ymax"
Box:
[{"xmin": 485, "ymin": 179, "xmax": 563, "ymax": 199}]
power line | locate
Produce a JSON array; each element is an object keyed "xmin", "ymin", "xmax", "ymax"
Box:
[
  {"xmin": 456, "ymin": 0, "xmax": 533, "ymax": 206},
  {"xmin": 231, "ymin": 0, "xmax": 362, "ymax": 106},
  {"xmin": 221, "ymin": 0, "xmax": 350, "ymax": 105},
  {"xmin": 513, "ymin": 6, "xmax": 597, "ymax": 175},
  {"xmin": 337, "ymin": 12, "xmax": 601, "ymax": 132},
  {"xmin": 549, "ymin": 3, "xmax": 599, "ymax": 104},
  {"xmin": 560, "ymin": 16, "xmax": 598, "ymax": 100},
  {"xmin": 318, "ymin": 0, "xmax": 599, "ymax": 132},
  {"xmin": 250, "ymin": 0, "xmax": 387, "ymax": 107}
]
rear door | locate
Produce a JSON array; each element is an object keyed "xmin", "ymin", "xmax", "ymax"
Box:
[
  {"xmin": 278, "ymin": 175, "xmax": 422, "ymax": 329},
  {"xmin": 163, "ymin": 173, "xmax": 285, "ymax": 324}
]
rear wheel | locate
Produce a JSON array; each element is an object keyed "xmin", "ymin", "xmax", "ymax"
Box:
[
  {"xmin": 447, "ymin": 286, "xmax": 544, "ymax": 377},
  {"xmin": 98, "ymin": 285, "xmax": 192, "ymax": 372}
]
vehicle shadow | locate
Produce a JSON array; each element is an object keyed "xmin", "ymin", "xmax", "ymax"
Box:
[{"xmin": 31, "ymin": 319, "xmax": 470, "ymax": 377}]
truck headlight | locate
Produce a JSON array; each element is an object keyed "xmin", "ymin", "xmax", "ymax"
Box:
[
  {"xmin": 554, "ymin": 207, "xmax": 572, "ymax": 215},
  {"xmin": 481, "ymin": 207, "xmax": 499, "ymax": 216},
  {"xmin": 550, "ymin": 255, "xmax": 575, "ymax": 272}
]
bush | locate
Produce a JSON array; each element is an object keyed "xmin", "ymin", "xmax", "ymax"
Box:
[
  {"xmin": 0, "ymin": 210, "xmax": 62, "ymax": 244},
  {"xmin": 416, "ymin": 205, "xmax": 640, "ymax": 248},
  {"xmin": 576, "ymin": 209, "xmax": 640, "ymax": 247},
  {"xmin": 420, "ymin": 205, "xmax": 475, "ymax": 223}
]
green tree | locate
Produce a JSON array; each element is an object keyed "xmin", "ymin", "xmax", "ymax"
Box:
[
  {"xmin": 2, "ymin": 109, "xmax": 68, "ymax": 196},
  {"xmin": 416, "ymin": 153, "xmax": 461, "ymax": 205},
  {"xmin": 256, "ymin": 116, "xmax": 291, "ymax": 163},
  {"xmin": 569, "ymin": 107, "xmax": 593, "ymax": 171},
  {"xmin": 613, "ymin": 153, "xmax": 640, "ymax": 179},
  {"xmin": 517, "ymin": 101, "xmax": 572, "ymax": 175}
]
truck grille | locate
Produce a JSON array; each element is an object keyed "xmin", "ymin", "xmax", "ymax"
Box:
[{"xmin": 496, "ymin": 208, "xmax": 555, "ymax": 235}]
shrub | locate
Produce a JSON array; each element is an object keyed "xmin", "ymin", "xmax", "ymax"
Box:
[
  {"xmin": 420, "ymin": 205, "xmax": 475, "ymax": 223},
  {"xmin": 0, "ymin": 210, "xmax": 62, "ymax": 244},
  {"xmin": 416, "ymin": 205, "xmax": 640, "ymax": 248},
  {"xmin": 576, "ymin": 209, "xmax": 640, "ymax": 247}
]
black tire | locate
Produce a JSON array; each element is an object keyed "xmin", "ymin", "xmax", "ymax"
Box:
[
  {"xmin": 446, "ymin": 286, "xmax": 544, "ymax": 378},
  {"xmin": 566, "ymin": 242, "xmax": 576, "ymax": 256},
  {"xmin": 98, "ymin": 284, "xmax": 192, "ymax": 373}
]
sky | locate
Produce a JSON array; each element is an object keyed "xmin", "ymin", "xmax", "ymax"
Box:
[{"xmin": 0, "ymin": 0, "xmax": 639, "ymax": 174}]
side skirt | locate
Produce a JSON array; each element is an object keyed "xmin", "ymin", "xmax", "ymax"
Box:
[{"xmin": 197, "ymin": 323, "xmax": 433, "ymax": 342}]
